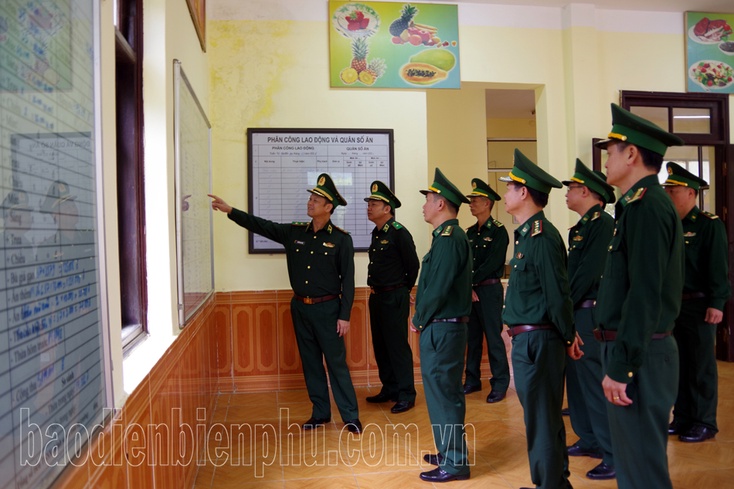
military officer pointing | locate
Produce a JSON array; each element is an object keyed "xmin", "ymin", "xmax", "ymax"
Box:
[
  {"xmin": 594, "ymin": 103, "xmax": 685, "ymax": 489},
  {"xmin": 364, "ymin": 181, "xmax": 420, "ymax": 414},
  {"xmin": 209, "ymin": 174, "xmax": 362, "ymax": 434},
  {"xmin": 500, "ymin": 149, "xmax": 580, "ymax": 489},
  {"xmin": 413, "ymin": 168, "xmax": 472, "ymax": 483},
  {"xmin": 563, "ymin": 159, "xmax": 616, "ymax": 480},
  {"xmin": 462, "ymin": 178, "xmax": 510, "ymax": 403},
  {"xmin": 663, "ymin": 162, "xmax": 731, "ymax": 443}
]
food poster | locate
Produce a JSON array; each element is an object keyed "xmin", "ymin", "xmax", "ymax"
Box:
[
  {"xmin": 329, "ymin": 1, "xmax": 460, "ymax": 89},
  {"xmin": 686, "ymin": 12, "xmax": 734, "ymax": 93}
]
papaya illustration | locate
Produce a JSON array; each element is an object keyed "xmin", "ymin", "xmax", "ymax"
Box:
[
  {"xmin": 409, "ymin": 49, "xmax": 456, "ymax": 72},
  {"xmin": 400, "ymin": 62, "xmax": 448, "ymax": 85}
]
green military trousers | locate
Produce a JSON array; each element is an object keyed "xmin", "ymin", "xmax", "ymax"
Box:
[
  {"xmin": 291, "ymin": 298, "xmax": 359, "ymax": 422},
  {"xmin": 419, "ymin": 322, "xmax": 470, "ymax": 476},
  {"xmin": 465, "ymin": 282, "xmax": 510, "ymax": 392},
  {"xmin": 368, "ymin": 288, "xmax": 416, "ymax": 402},
  {"xmin": 566, "ymin": 307, "xmax": 614, "ymax": 465},
  {"xmin": 512, "ymin": 330, "xmax": 571, "ymax": 489},
  {"xmin": 673, "ymin": 299, "xmax": 719, "ymax": 432},
  {"xmin": 602, "ymin": 336, "xmax": 678, "ymax": 489}
]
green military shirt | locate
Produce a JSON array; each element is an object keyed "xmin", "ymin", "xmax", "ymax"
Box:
[
  {"xmin": 466, "ymin": 217, "xmax": 509, "ymax": 283},
  {"xmin": 595, "ymin": 175, "xmax": 684, "ymax": 383},
  {"xmin": 502, "ymin": 211, "xmax": 574, "ymax": 343},
  {"xmin": 681, "ymin": 206, "xmax": 731, "ymax": 311},
  {"xmin": 412, "ymin": 219, "xmax": 472, "ymax": 330},
  {"xmin": 567, "ymin": 204, "xmax": 614, "ymax": 306},
  {"xmin": 228, "ymin": 208, "xmax": 355, "ymax": 320},
  {"xmin": 367, "ymin": 218, "xmax": 420, "ymax": 289}
]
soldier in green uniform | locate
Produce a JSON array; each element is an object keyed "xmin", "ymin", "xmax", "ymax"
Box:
[
  {"xmin": 364, "ymin": 181, "xmax": 420, "ymax": 414},
  {"xmin": 662, "ymin": 162, "xmax": 731, "ymax": 443},
  {"xmin": 462, "ymin": 178, "xmax": 510, "ymax": 403},
  {"xmin": 500, "ymin": 149, "xmax": 580, "ymax": 489},
  {"xmin": 562, "ymin": 159, "xmax": 616, "ymax": 480},
  {"xmin": 413, "ymin": 168, "xmax": 472, "ymax": 483},
  {"xmin": 208, "ymin": 174, "xmax": 362, "ymax": 434},
  {"xmin": 594, "ymin": 103, "xmax": 685, "ymax": 489}
]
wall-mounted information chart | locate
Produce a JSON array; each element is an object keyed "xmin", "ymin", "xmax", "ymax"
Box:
[{"xmin": 248, "ymin": 129, "xmax": 394, "ymax": 252}]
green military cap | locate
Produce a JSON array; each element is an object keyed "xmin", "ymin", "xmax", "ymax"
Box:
[
  {"xmin": 594, "ymin": 103, "xmax": 684, "ymax": 156},
  {"xmin": 466, "ymin": 178, "xmax": 501, "ymax": 201},
  {"xmin": 308, "ymin": 173, "xmax": 347, "ymax": 207},
  {"xmin": 562, "ymin": 158, "xmax": 616, "ymax": 204},
  {"xmin": 364, "ymin": 180, "xmax": 401, "ymax": 209},
  {"xmin": 2, "ymin": 189, "xmax": 31, "ymax": 212},
  {"xmin": 662, "ymin": 162, "xmax": 709, "ymax": 191},
  {"xmin": 420, "ymin": 167, "xmax": 470, "ymax": 207},
  {"xmin": 41, "ymin": 180, "xmax": 76, "ymax": 213},
  {"xmin": 499, "ymin": 149, "xmax": 562, "ymax": 194}
]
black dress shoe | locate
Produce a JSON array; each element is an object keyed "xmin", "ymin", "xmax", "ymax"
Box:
[
  {"xmin": 561, "ymin": 407, "xmax": 570, "ymax": 416},
  {"xmin": 586, "ymin": 462, "xmax": 616, "ymax": 480},
  {"xmin": 302, "ymin": 416, "xmax": 330, "ymax": 430},
  {"xmin": 486, "ymin": 390, "xmax": 506, "ymax": 403},
  {"xmin": 679, "ymin": 424, "xmax": 716, "ymax": 443},
  {"xmin": 345, "ymin": 419, "xmax": 362, "ymax": 434},
  {"xmin": 462, "ymin": 384, "xmax": 481, "ymax": 395},
  {"xmin": 366, "ymin": 392, "xmax": 397, "ymax": 403},
  {"xmin": 668, "ymin": 419, "xmax": 691, "ymax": 435},
  {"xmin": 567, "ymin": 443, "xmax": 602, "ymax": 459},
  {"xmin": 391, "ymin": 401, "xmax": 415, "ymax": 413},
  {"xmin": 419, "ymin": 467, "xmax": 469, "ymax": 482},
  {"xmin": 423, "ymin": 453, "xmax": 444, "ymax": 466}
]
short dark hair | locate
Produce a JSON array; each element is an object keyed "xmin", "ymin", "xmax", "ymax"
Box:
[
  {"xmin": 436, "ymin": 194, "xmax": 459, "ymax": 215},
  {"xmin": 526, "ymin": 186, "xmax": 549, "ymax": 208},
  {"xmin": 618, "ymin": 141, "xmax": 663, "ymax": 173}
]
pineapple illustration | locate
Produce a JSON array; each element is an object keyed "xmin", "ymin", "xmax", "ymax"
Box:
[
  {"xmin": 360, "ymin": 58, "xmax": 386, "ymax": 85},
  {"xmin": 350, "ymin": 37, "xmax": 368, "ymax": 73},
  {"xmin": 389, "ymin": 4, "xmax": 418, "ymax": 37}
]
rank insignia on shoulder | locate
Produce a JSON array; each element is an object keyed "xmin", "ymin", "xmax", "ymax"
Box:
[
  {"xmin": 323, "ymin": 242, "xmax": 335, "ymax": 248},
  {"xmin": 441, "ymin": 225, "xmax": 454, "ymax": 236},
  {"xmin": 701, "ymin": 211, "xmax": 719, "ymax": 220},
  {"xmin": 624, "ymin": 188, "xmax": 646, "ymax": 204},
  {"xmin": 591, "ymin": 211, "xmax": 601, "ymax": 221},
  {"xmin": 492, "ymin": 218, "xmax": 504, "ymax": 228},
  {"xmin": 392, "ymin": 221, "xmax": 404, "ymax": 230},
  {"xmin": 531, "ymin": 220, "xmax": 543, "ymax": 236},
  {"xmin": 292, "ymin": 221, "xmax": 308, "ymax": 226}
]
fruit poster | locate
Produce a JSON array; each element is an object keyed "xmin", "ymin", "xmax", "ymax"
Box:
[
  {"xmin": 329, "ymin": 2, "xmax": 460, "ymax": 89},
  {"xmin": 685, "ymin": 12, "xmax": 734, "ymax": 93}
]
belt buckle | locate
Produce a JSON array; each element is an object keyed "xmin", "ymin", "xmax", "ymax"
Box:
[{"xmin": 303, "ymin": 297, "xmax": 314, "ymax": 305}]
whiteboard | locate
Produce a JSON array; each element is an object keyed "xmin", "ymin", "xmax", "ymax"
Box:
[
  {"xmin": 174, "ymin": 60, "xmax": 214, "ymax": 327},
  {"xmin": 247, "ymin": 128, "xmax": 394, "ymax": 252}
]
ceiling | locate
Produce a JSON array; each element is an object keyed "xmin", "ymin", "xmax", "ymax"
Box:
[{"xmin": 478, "ymin": 0, "xmax": 734, "ymax": 119}]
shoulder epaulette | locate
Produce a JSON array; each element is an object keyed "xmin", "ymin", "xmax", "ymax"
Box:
[
  {"xmin": 440, "ymin": 225, "xmax": 454, "ymax": 236},
  {"xmin": 491, "ymin": 218, "xmax": 504, "ymax": 228},
  {"xmin": 531, "ymin": 220, "xmax": 543, "ymax": 237},
  {"xmin": 591, "ymin": 211, "xmax": 601, "ymax": 221},
  {"xmin": 332, "ymin": 224, "xmax": 350, "ymax": 234},
  {"xmin": 292, "ymin": 221, "xmax": 308, "ymax": 226},
  {"xmin": 392, "ymin": 221, "xmax": 404, "ymax": 230},
  {"xmin": 624, "ymin": 188, "xmax": 647, "ymax": 204},
  {"xmin": 701, "ymin": 211, "xmax": 719, "ymax": 220}
]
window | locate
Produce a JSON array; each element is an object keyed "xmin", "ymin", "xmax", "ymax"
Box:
[{"xmin": 115, "ymin": 0, "xmax": 147, "ymax": 351}]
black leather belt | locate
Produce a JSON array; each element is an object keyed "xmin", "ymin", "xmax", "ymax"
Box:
[
  {"xmin": 575, "ymin": 299, "xmax": 596, "ymax": 310},
  {"xmin": 370, "ymin": 284, "xmax": 405, "ymax": 294},
  {"xmin": 473, "ymin": 278, "xmax": 501, "ymax": 287},
  {"xmin": 508, "ymin": 324, "xmax": 554, "ymax": 337},
  {"xmin": 594, "ymin": 329, "xmax": 672, "ymax": 341},
  {"xmin": 682, "ymin": 291, "xmax": 706, "ymax": 301},
  {"xmin": 293, "ymin": 294, "xmax": 339, "ymax": 305},
  {"xmin": 431, "ymin": 317, "xmax": 469, "ymax": 324}
]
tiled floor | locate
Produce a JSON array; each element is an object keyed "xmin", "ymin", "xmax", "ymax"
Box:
[{"xmin": 193, "ymin": 362, "xmax": 734, "ymax": 488}]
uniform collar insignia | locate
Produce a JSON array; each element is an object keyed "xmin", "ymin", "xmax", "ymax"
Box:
[
  {"xmin": 382, "ymin": 223, "xmax": 390, "ymax": 232},
  {"xmin": 327, "ymin": 224, "xmax": 333, "ymax": 234},
  {"xmin": 622, "ymin": 187, "xmax": 646, "ymax": 206}
]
